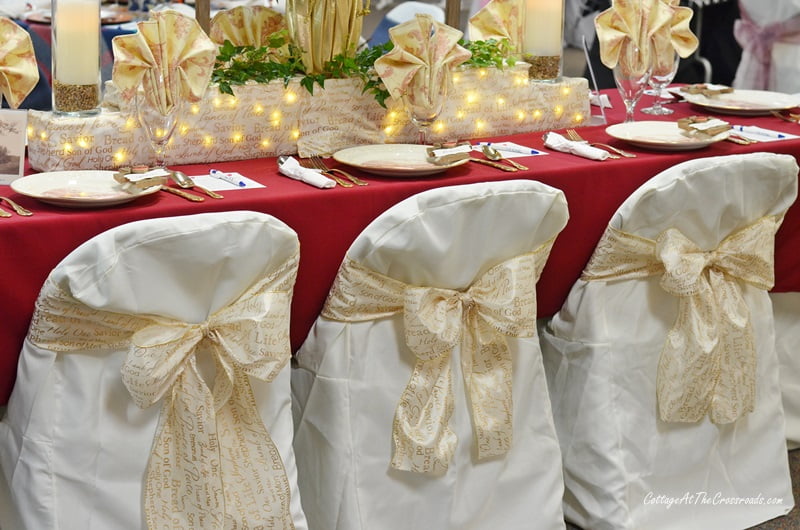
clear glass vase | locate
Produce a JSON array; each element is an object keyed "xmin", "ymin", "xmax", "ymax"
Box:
[
  {"xmin": 522, "ymin": 0, "xmax": 565, "ymax": 82},
  {"xmin": 51, "ymin": 0, "xmax": 101, "ymax": 116}
]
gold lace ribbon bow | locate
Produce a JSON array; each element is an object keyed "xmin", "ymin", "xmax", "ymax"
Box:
[
  {"xmin": 28, "ymin": 261, "xmax": 299, "ymax": 529},
  {"xmin": 0, "ymin": 17, "xmax": 39, "ymax": 109},
  {"xmin": 323, "ymin": 245, "xmax": 553, "ymax": 474},
  {"xmin": 111, "ymin": 10, "xmax": 217, "ymax": 114},
  {"xmin": 595, "ymin": 0, "xmax": 697, "ymax": 70},
  {"xmin": 582, "ymin": 216, "xmax": 782, "ymax": 424},
  {"xmin": 467, "ymin": 0, "xmax": 524, "ymax": 52}
]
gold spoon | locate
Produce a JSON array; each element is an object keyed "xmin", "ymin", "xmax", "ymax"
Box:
[
  {"xmin": 170, "ymin": 170, "xmax": 224, "ymax": 199},
  {"xmin": 481, "ymin": 145, "xmax": 529, "ymax": 170}
]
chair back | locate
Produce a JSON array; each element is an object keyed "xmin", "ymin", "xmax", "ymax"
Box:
[
  {"xmin": 0, "ymin": 210, "xmax": 307, "ymax": 529},
  {"xmin": 733, "ymin": 0, "xmax": 800, "ymax": 91},
  {"xmin": 541, "ymin": 153, "xmax": 798, "ymax": 530},
  {"xmin": 293, "ymin": 179, "xmax": 569, "ymax": 530}
]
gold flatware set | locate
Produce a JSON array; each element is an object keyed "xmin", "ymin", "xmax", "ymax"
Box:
[
  {"xmin": 0, "ymin": 196, "xmax": 33, "ymax": 217},
  {"xmin": 301, "ymin": 156, "xmax": 368, "ymax": 187},
  {"xmin": 565, "ymin": 129, "xmax": 637, "ymax": 158}
]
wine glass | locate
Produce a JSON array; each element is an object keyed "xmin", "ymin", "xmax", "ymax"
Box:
[
  {"xmin": 613, "ymin": 40, "xmax": 652, "ymax": 123},
  {"xmin": 402, "ymin": 67, "xmax": 448, "ymax": 145},
  {"xmin": 642, "ymin": 50, "xmax": 680, "ymax": 115},
  {"xmin": 136, "ymin": 72, "xmax": 182, "ymax": 168}
]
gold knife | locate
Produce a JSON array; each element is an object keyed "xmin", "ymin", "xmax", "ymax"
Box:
[
  {"xmin": 160, "ymin": 186, "xmax": 205, "ymax": 202},
  {"xmin": 468, "ymin": 158, "xmax": 519, "ymax": 172}
]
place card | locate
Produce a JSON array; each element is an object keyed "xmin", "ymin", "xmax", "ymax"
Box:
[{"xmin": 0, "ymin": 109, "xmax": 28, "ymax": 185}]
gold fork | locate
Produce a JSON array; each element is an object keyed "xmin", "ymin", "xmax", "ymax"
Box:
[
  {"xmin": 0, "ymin": 196, "xmax": 33, "ymax": 216},
  {"xmin": 310, "ymin": 155, "xmax": 368, "ymax": 186},
  {"xmin": 566, "ymin": 129, "xmax": 636, "ymax": 158},
  {"xmin": 298, "ymin": 158, "xmax": 351, "ymax": 187},
  {"xmin": 770, "ymin": 110, "xmax": 799, "ymax": 124}
]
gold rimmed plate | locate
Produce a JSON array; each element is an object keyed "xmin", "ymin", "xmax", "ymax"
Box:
[
  {"xmin": 11, "ymin": 170, "xmax": 160, "ymax": 208},
  {"xmin": 333, "ymin": 144, "xmax": 469, "ymax": 178},
  {"xmin": 605, "ymin": 121, "xmax": 729, "ymax": 151},
  {"xmin": 678, "ymin": 89, "xmax": 800, "ymax": 116}
]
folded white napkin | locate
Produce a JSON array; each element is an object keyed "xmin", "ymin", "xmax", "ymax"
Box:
[
  {"xmin": 278, "ymin": 156, "xmax": 336, "ymax": 188},
  {"xmin": 543, "ymin": 131, "xmax": 610, "ymax": 161},
  {"xmin": 590, "ymin": 93, "xmax": 612, "ymax": 108}
]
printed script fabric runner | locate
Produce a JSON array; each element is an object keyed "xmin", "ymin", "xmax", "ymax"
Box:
[
  {"xmin": 374, "ymin": 14, "xmax": 471, "ymax": 118},
  {"xmin": 112, "ymin": 10, "xmax": 217, "ymax": 115},
  {"xmin": 594, "ymin": 0, "xmax": 698, "ymax": 71},
  {"xmin": 27, "ymin": 257, "xmax": 300, "ymax": 529},
  {"xmin": 322, "ymin": 241, "xmax": 555, "ymax": 474},
  {"xmin": 210, "ymin": 6, "xmax": 288, "ymax": 52},
  {"xmin": 581, "ymin": 216, "xmax": 783, "ymax": 424},
  {"xmin": 467, "ymin": 0, "xmax": 524, "ymax": 52},
  {"xmin": 0, "ymin": 17, "xmax": 39, "ymax": 109}
]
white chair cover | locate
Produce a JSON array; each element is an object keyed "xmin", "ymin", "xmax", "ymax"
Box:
[
  {"xmin": 771, "ymin": 291, "xmax": 800, "ymax": 449},
  {"xmin": 541, "ymin": 152, "xmax": 798, "ymax": 530},
  {"xmin": 733, "ymin": 0, "xmax": 800, "ymax": 92},
  {"xmin": 292, "ymin": 180, "xmax": 570, "ymax": 530},
  {"xmin": 0, "ymin": 210, "xmax": 308, "ymax": 530}
]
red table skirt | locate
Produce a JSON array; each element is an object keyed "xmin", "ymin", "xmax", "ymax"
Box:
[{"xmin": 1, "ymin": 90, "xmax": 799, "ymax": 404}]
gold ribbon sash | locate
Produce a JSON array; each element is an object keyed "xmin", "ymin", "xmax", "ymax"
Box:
[
  {"xmin": 322, "ymin": 241, "xmax": 554, "ymax": 474},
  {"xmin": 28, "ymin": 257, "xmax": 300, "ymax": 529},
  {"xmin": 581, "ymin": 216, "xmax": 782, "ymax": 424}
]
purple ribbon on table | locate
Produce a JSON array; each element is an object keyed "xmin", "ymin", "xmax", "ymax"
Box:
[{"xmin": 733, "ymin": 10, "xmax": 800, "ymax": 90}]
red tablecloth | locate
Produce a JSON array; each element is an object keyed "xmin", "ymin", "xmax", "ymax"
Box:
[{"xmin": 1, "ymin": 90, "xmax": 799, "ymax": 404}]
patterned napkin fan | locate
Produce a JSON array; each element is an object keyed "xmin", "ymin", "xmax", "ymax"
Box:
[
  {"xmin": 0, "ymin": 17, "xmax": 39, "ymax": 109},
  {"xmin": 111, "ymin": 10, "xmax": 217, "ymax": 115},
  {"xmin": 374, "ymin": 14, "xmax": 471, "ymax": 115},
  {"xmin": 594, "ymin": 0, "xmax": 698, "ymax": 72},
  {"xmin": 467, "ymin": 0, "xmax": 523, "ymax": 52}
]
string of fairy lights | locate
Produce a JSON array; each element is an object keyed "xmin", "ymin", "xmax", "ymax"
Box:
[{"xmin": 27, "ymin": 69, "xmax": 586, "ymax": 167}]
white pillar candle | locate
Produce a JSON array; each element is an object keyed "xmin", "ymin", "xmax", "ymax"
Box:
[
  {"xmin": 53, "ymin": 0, "xmax": 100, "ymax": 85},
  {"xmin": 523, "ymin": 0, "xmax": 564, "ymax": 56}
]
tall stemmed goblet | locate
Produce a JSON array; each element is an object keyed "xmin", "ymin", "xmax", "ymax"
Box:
[
  {"xmin": 613, "ymin": 40, "xmax": 652, "ymax": 123},
  {"xmin": 402, "ymin": 67, "xmax": 448, "ymax": 145},
  {"xmin": 136, "ymin": 70, "xmax": 182, "ymax": 168},
  {"xmin": 642, "ymin": 50, "xmax": 680, "ymax": 115}
]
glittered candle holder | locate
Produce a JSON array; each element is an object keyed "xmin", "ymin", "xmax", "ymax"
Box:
[
  {"xmin": 51, "ymin": 0, "xmax": 101, "ymax": 116},
  {"xmin": 522, "ymin": 0, "xmax": 564, "ymax": 82}
]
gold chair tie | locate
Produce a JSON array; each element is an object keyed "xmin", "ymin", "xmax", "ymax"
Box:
[
  {"xmin": 322, "ymin": 241, "xmax": 553, "ymax": 474},
  {"xmin": 28, "ymin": 258, "xmax": 299, "ymax": 529},
  {"xmin": 582, "ymin": 216, "xmax": 782, "ymax": 424}
]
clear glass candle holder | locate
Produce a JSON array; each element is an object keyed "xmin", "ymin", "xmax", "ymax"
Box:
[
  {"xmin": 522, "ymin": 0, "xmax": 565, "ymax": 82},
  {"xmin": 51, "ymin": 0, "xmax": 101, "ymax": 116}
]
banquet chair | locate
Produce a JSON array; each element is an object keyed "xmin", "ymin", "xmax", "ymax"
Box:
[
  {"xmin": 0, "ymin": 210, "xmax": 308, "ymax": 529},
  {"xmin": 771, "ymin": 291, "xmax": 800, "ymax": 449},
  {"xmin": 733, "ymin": 0, "xmax": 800, "ymax": 92},
  {"xmin": 540, "ymin": 152, "xmax": 798, "ymax": 530},
  {"xmin": 291, "ymin": 179, "xmax": 570, "ymax": 530}
]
